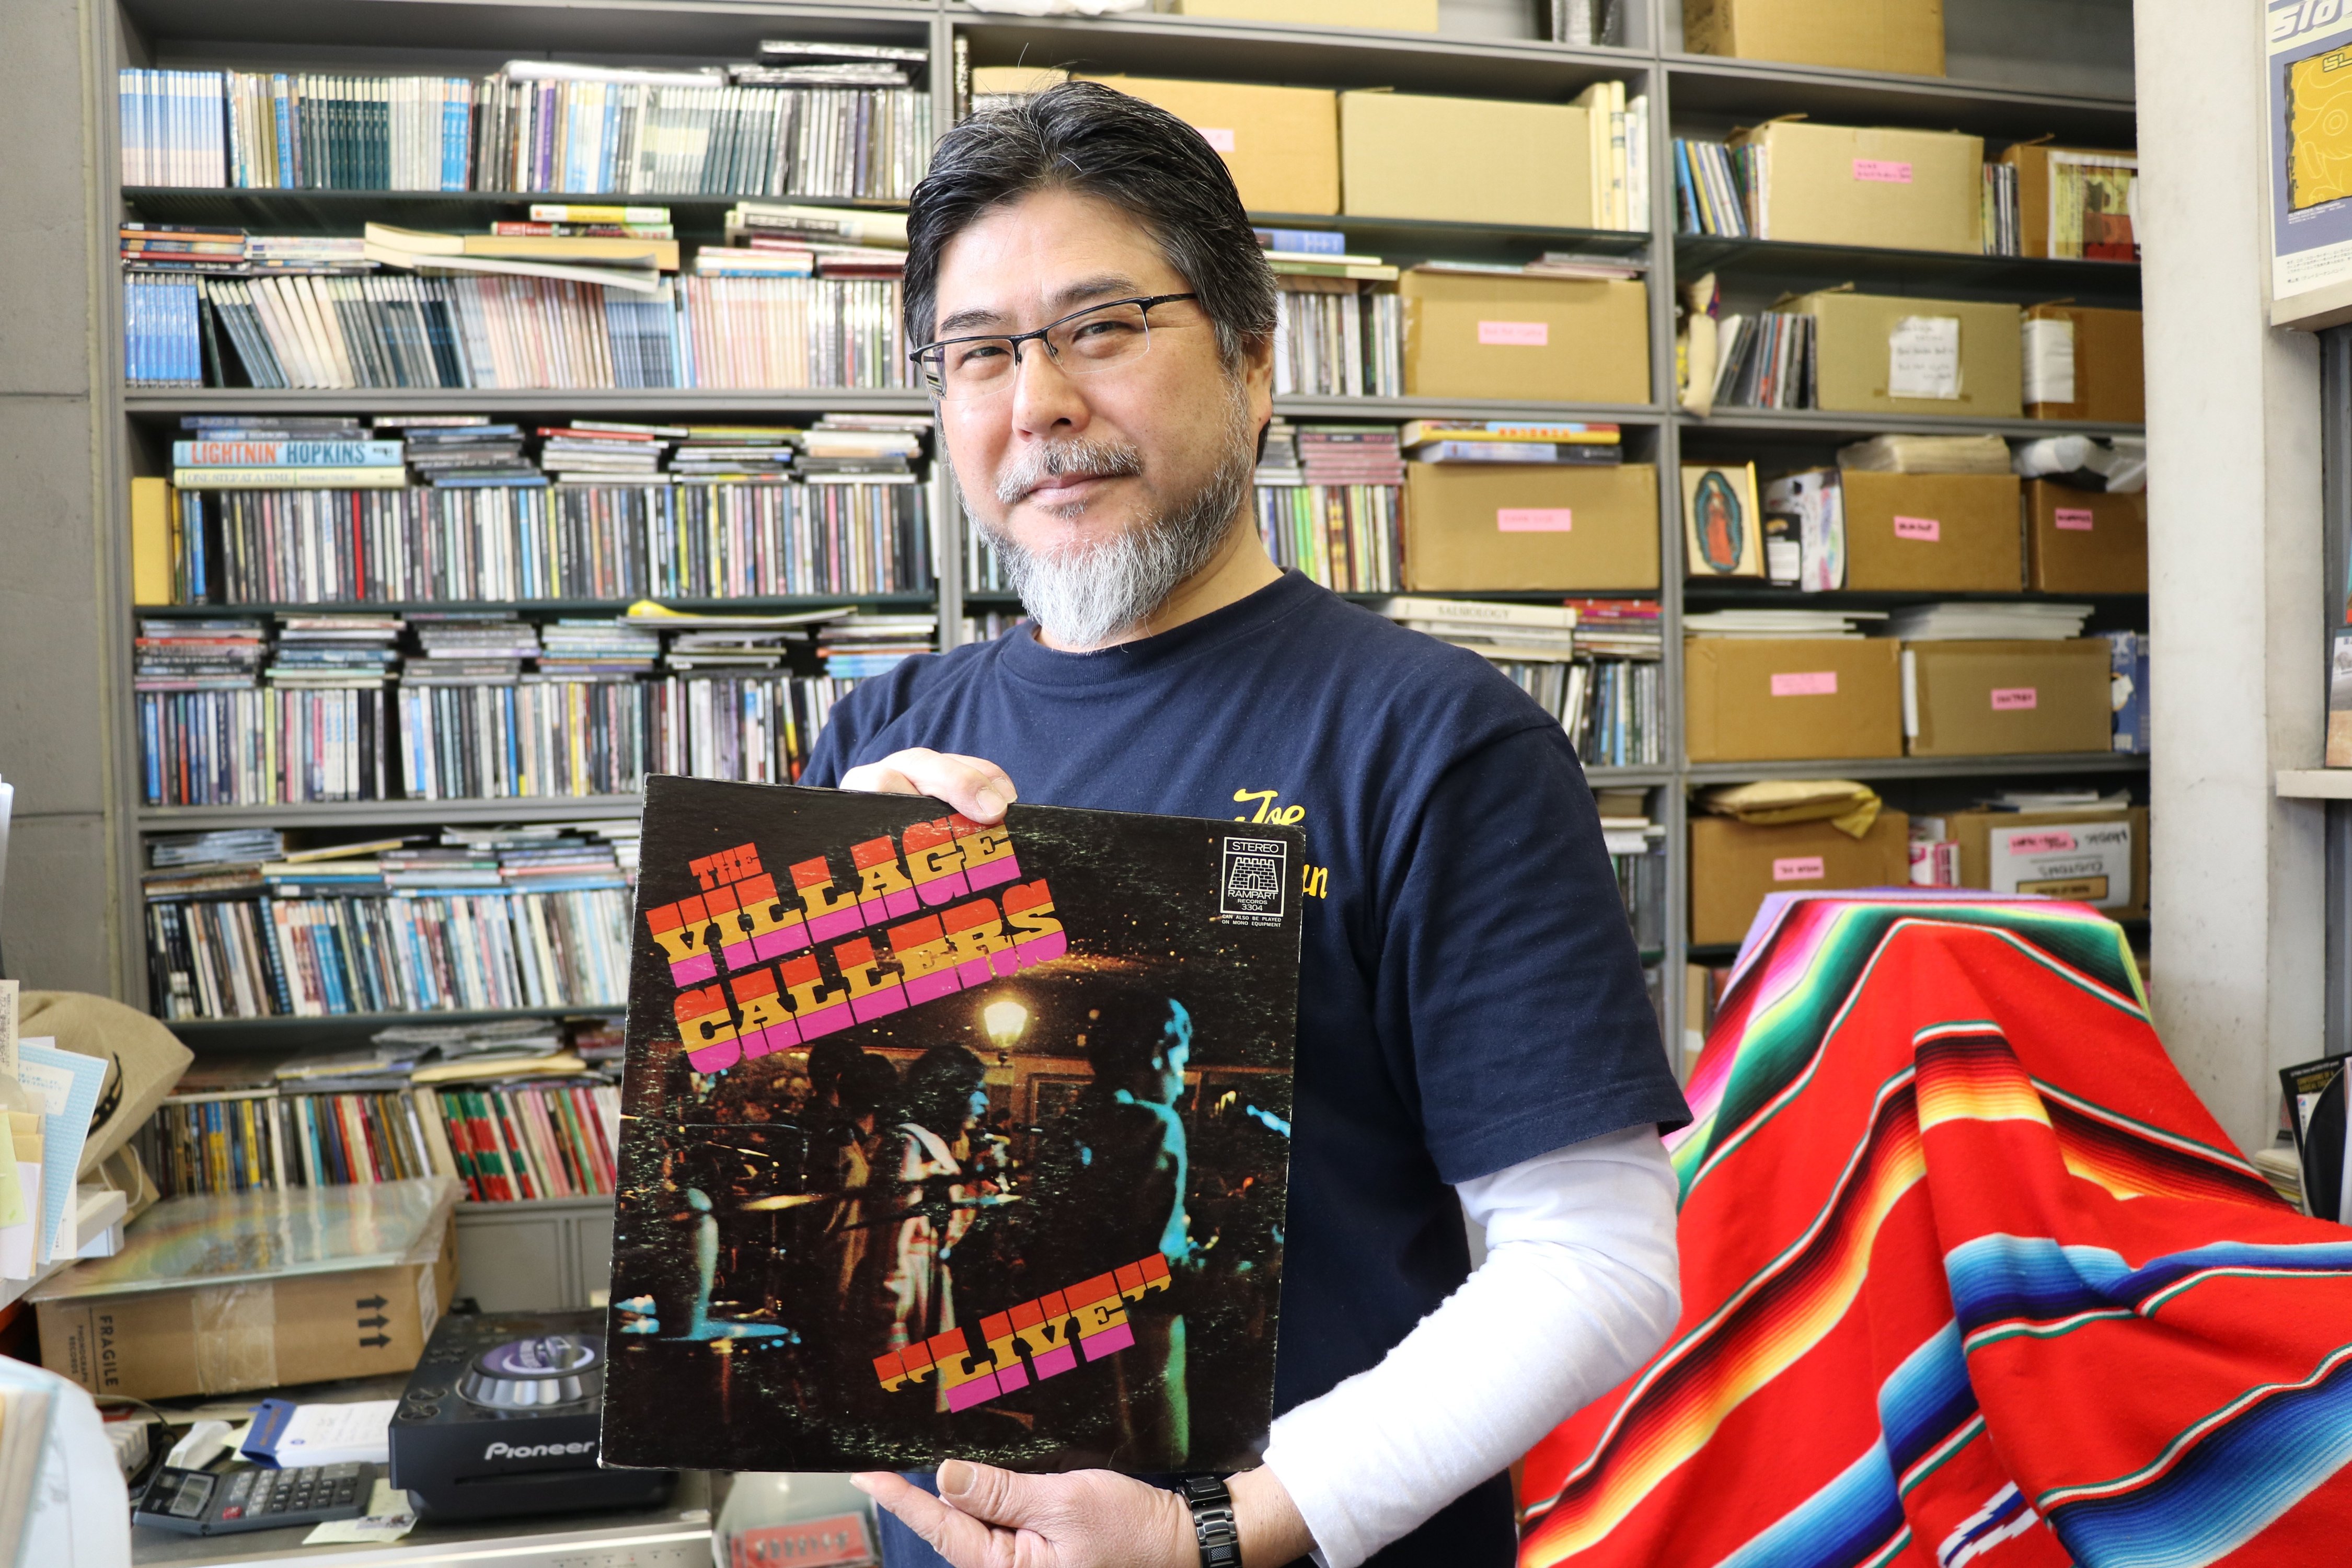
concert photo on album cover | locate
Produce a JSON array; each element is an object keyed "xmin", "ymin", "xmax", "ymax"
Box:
[{"xmin": 597, "ymin": 776, "xmax": 1305, "ymax": 1475}]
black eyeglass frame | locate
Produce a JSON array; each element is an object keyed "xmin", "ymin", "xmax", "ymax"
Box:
[{"xmin": 907, "ymin": 293, "xmax": 1201, "ymax": 396}]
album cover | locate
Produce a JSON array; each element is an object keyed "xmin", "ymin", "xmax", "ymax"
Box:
[{"xmin": 598, "ymin": 776, "xmax": 1305, "ymax": 1474}]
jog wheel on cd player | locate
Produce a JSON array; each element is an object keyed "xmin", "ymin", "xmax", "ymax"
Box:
[
  {"xmin": 459, "ymin": 1332, "xmax": 601, "ymax": 1410},
  {"xmin": 390, "ymin": 1309, "xmax": 674, "ymax": 1521}
]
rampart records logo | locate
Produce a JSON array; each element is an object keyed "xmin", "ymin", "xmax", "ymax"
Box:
[{"xmin": 1220, "ymin": 837, "xmax": 1287, "ymax": 926}]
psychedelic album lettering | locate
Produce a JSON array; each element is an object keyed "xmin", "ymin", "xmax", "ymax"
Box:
[{"xmin": 598, "ymin": 777, "xmax": 1305, "ymax": 1475}]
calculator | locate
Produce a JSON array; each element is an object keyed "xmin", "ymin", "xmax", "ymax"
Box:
[{"xmin": 132, "ymin": 1461, "xmax": 378, "ymax": 1535}]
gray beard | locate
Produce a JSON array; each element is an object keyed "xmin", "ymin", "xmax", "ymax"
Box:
[{"xmin": 972, "ymin": 387, "xmax": 1257, "ymax": 651}]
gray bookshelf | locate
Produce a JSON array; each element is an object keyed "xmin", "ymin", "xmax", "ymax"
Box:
[{"xmin": 60, "ymin": 0, "xmax": 2141, "ymax": 1273}]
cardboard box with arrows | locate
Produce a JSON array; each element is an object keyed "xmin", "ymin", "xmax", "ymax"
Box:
[{"xmin": 29, "ymin": 1178, "xmax": 459, "ymax": 1400}]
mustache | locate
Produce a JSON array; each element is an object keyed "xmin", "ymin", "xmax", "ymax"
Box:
[{"xmin": 993, "ymin": 437, "xmax": 1145, "ymax": 506}]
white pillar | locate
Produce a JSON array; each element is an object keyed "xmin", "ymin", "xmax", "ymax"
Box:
[{"xmin": 2137, "ymin": 0, "xmax": 2326, "ymax": 1153}]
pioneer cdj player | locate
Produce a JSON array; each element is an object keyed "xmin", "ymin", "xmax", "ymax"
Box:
[{"xmin": 388, "ymin": 1309, "xmax": 675, "ymax": 1521}]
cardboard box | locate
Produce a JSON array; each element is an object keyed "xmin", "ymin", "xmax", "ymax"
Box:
[
  {"xmin": 1837, "ymin": 471, "xmax": 2022, "ymax": 591},
  {"xmin": 1689, "ymin": 811, "xmax": 1913, "ymax": 947},
  {"xmin": 2023, "ymin": 304, "xmax": 2145, "ymax": 423},
  {"xmin": 1685, "ymin": 637, "xmax": 1904, "ymax": 762},
  {"xmin": 1176, "ymin": 0, "xmax": 1437, "ymax": 28},
  {"xmin": 1400, "ymin": 271, "xmax": 1649, "ymax": 403},
  {"xmin": 1402, "ymin": 462, "xmax": 1659, "ymax": 591},
  {"xmin": 1794, "ymin": 290, "xmax": 2024, "ymax": 418},
  {"xmin": 1902, "ymin": 638, "xmax": 2113, "ymax": 756},
  {"xmin": 34, "ymin": 1210, "xmax": 457, "ymax": 1400},
  {"xmin": 1682, "ymin": 0, "xmax": 1944, "ymax": 76},
  {"xmin": 1076, "ymin": 76, "xmax": 1338, "ymax": 214},
  {"xmin": 1341, "ymin": 91, "xmax": 1593, "ymax": 228},
  {"xmin": 1939, "ymin": 806, "xmax": 2149, "ymax": 920},
  {"xmin": 2024, "ymin": 480, "xmax": 2146, "ymax": 593},
  {"xmin": 1999, "ymin": 144, "xmax": 2139, "ymax": 260},
  {"xmin": 1732, "ymin": 121, "xmax": 1981, "ymax": 253}
]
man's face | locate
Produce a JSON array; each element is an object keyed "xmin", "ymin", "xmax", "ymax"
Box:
[{"xmin": 928, "ymin": 188, "xmax": 1273, "ymax": 638}]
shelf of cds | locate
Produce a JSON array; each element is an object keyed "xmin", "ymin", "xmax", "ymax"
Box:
[{"xmin": 84, "ymin": 0, "xmax": 2147, "ymax": 1077}]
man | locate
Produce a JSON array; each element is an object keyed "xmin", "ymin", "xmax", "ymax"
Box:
[
  {"xmin": 1027, "ymin": 994, "xmax": 1198, "ymax": 1469},
  {"xmin": 812, "ymin": 82, "xmax": 1689, "ymax": 1568}
]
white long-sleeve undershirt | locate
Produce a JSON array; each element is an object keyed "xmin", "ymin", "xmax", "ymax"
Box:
[{"xmin": 1259, "ymin": 1126, "xmax": 1682, "ymax": 1568}]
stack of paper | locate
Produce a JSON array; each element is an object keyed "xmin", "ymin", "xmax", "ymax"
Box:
[
  {"xmin": 1982, "ymin": 789, "xmax": 2134, "ymax": 813},
  {"xmin": 241, "ymin": 1398, "xmax": 398, "ymax": 1467},
  {"xmin": 15, "ymin": 1039, "xmax": 105, "ymax": 1268},
  {"xmin": 1885, "ymin": 603, "xmax": 2094, "ymax": 641},
  {"xmin": 1836, "ymin": 434, "xmax": 2014, "ymax": 475},
  {"xmin": 1682, "ymin": 608, "xmax": 1889, "ymax": 639},
  {"xmin": 1377, "ymin": 596, "xmax": 1581, "ymax": 662}
]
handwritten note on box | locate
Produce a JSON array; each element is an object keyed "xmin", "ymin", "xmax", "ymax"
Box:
[{"xmin": 1888, "ymin": 316, "xmax": 1962, "ymax": 400}]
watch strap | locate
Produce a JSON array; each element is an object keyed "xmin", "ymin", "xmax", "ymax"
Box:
[{"xmin": 1180, "ymin": 1473, "xmax": 1242, "ymax": 1568}]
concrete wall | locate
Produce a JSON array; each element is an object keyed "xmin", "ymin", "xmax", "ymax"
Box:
[
  {"xmin": 2137, "ymin": 0, "xmax": 2326, "ymax": 1153},
  {"xmin": 0, "ymin": 0, "xmax": 121, "ymax": 995}
]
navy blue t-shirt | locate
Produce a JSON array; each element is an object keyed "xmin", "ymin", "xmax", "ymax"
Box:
[{"xmin": 803, "ymin": 570, "xmax": 1688, "ymax": 1564}]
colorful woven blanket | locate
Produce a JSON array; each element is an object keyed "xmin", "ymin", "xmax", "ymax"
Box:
[{"xmin": 1518, "ymin": 892, "xmax": 2352, "ymax": 1568}]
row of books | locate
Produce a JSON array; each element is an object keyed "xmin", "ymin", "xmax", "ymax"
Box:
[
  {"xmin": 165, "ymin": 412, "xmax": 920, "ymax": 490},
  {"xmin": 137, "ymin": 605, "xmax": 919, "ymax": 684},
  {"xmin": 1514, "ymin": 658, "xmax": 1665, "ymax": 767},
  {"xmin": 118, "ymin": 54, "xmax": 931, "ymax": 201},
  {"xmin": 1379, "ymin": 596, "xmax": 1666, "ymax": 765},
  {"xmin": 1709, "ymin": 312, "xmax": 1818, "ymax": 411},
  {"xmin": 1673, "ymin": 140, "xmax": 2032, "ymax": 260},
  {"xmin": 144, "ymin": 1077, "xmax": 622, "ymax": 1204},
  {"xmin": 1271, "ymin": 282, "xmax": 1404, "ymax": 400},
  {"xmin": 126, "ymin": 270, "xmax": 915, "ymax": 390},
  {"xmin": 160, "ymin": 473, "xmax": 931, "ymax": 605},
  {"xmin": 146, "ymin": 884, "xmax": 632, "ymax": 1019},
  {"xmin": 137, "ymin": 671, "xmax": 867, "ymax": 805},
  {"xmin": 1596, "ymin": 789, "xmax": 1667, "ymax": 951}
]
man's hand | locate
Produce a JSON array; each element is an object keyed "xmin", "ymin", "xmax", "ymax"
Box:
[
  {"xmin": 854, "ymin": 1462, "xmax": 1190, "ymax": 1568},
  {"xmin": 838, "ymin": 747, "xmax": 1018, "ymax": 825},
  {"xmin": 853, "ymin": 1462, "xmax": 1313, "ymax": 1568}
]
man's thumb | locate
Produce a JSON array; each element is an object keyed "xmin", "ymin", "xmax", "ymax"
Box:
[{"xmin": 937, "ymin": 1459, "xmax": 1037, "ymax": 1527}]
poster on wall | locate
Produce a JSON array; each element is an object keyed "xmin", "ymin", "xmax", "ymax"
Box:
[{"xmin": 2267, "ymin": 1, "xmax": 2352, "ymax": 328}]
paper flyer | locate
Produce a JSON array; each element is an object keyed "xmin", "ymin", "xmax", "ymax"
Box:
[
  {"xmin": 16, "ymin": 1039, "xmax": 103, "ymax": 1264},
  {"xmin": 2268, "ymin": 1, "xmax": 2352, "ymax": 322}
]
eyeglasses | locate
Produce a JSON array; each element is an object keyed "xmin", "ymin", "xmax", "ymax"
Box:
[{"xmin": 909, "ymin": 293, "xmax": 1199, "ymax": 401}]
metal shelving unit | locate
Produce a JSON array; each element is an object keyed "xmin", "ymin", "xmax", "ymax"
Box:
[{"xmin": 98, "ymin": 0, "xmax": 2140, "ymax": 1090}]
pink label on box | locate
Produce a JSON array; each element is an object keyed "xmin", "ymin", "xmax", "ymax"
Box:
[
  {"xmin": 1854, "ymin": 158, "xmax": 1913, "ymax": 183},
  {"xmin": 1498, "ymin": 508, "xmax": 1574, "ymax": 532},
  {"xmin": 1772, "ymin": 856, "xmax": 1826, "ymax": 882},
  {"xmin": 1478, "ymin": 319, "xmax": 1550, "ymax": 347},
  {"xmin": 1894, "ymin": 514, "xmax": 1942, "ymax": 541},
  {"xmin": 1770, "ymin": 671, "xmax": 1838, "ymax": 696},
  {"xmin": 2055, "ymin": 508, "xmax": 2096, "ymax": 531},
  {"xmin": 1991, "ymin": 687, "xmax": 2039, "ymax": 710},
  {"xmin": 1193, "ymin": 126, "xmax": 1236, "ymax": 152},
  {"xmin": 2008, "ymin": 830, "xmax": 2078, "ymax": 853}
]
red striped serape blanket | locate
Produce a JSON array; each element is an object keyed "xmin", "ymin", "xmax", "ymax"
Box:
[{"xmin": 1518, "ymin": 891, "xmax": 2352, "ymax": 1568}]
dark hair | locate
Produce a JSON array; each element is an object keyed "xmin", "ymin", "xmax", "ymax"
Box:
[
  {"xmin": 904, "ymin": 81, "xmax": 1279, "ymax": 367},
  {"xmin": 806, "ymin": 1038, "xmax": 862, "ymax": 1102},
  {"xmin": 839, "ymin": 1053, "xmax": 900, "ymax": 1120},
  {"xmin": 1081, "ymin": 994, "xmax": 1192, "ymax": 1089},
  {"xmin": 900, "ymin": 1045, "xmax": 989, "ymax": 1133}
]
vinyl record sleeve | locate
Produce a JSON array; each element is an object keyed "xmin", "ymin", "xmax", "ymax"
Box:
[{"xmin": 599, "ymin": 776, "xmax": 1304, "ymax": 1473}]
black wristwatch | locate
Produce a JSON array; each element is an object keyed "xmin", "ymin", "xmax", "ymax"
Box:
[{"xmin": 1180, "ymin": 1473, "xmax": 1242, "ymax": 1567}]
